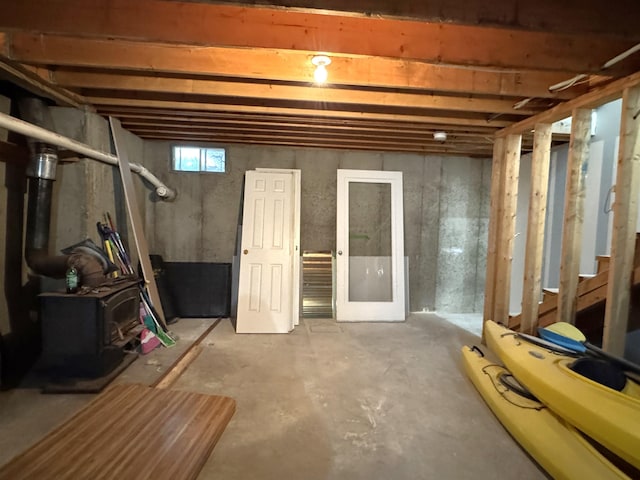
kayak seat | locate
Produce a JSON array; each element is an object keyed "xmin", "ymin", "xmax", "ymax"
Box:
[{"xmin": 570, "ymin": 357, "xmax": 627, "ymax": 392}]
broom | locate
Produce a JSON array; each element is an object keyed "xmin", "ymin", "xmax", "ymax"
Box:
[{"xmin": 140, "ymin": 289, "xmax": 176, "ymax": 347}]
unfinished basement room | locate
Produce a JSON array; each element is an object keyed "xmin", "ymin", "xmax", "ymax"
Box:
[{"xmin": 1, "ymin": 1, "xmax": 640, "ymax": 479}]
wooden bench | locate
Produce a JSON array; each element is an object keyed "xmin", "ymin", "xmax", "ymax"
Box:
[{"xmin": 0, "ymin": 384, "xmax": 235, "ymax": 480}]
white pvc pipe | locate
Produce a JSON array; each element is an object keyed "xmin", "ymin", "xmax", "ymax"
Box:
[
  {"xmin": 550, "ymin": 42, "xmax": 640, "ymax": 93},
  {"xmin": 0, "ymin": 112, "xmax": 176, "ymax": 200},
  {"xmin": 602, "ymin": 43, "xmax": 640, "ymax": 70}
]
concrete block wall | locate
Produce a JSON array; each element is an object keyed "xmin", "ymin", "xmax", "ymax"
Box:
[{"xmin": 144, "ymin": 142, "xmax": 491, "ymax": 313}]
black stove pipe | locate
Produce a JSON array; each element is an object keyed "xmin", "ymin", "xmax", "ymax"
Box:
[{"xmin": 19, "ymin": 99, "xmax": 69, "ymax": 278}]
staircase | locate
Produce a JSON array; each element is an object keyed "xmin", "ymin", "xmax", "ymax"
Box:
[{"xmin": 508, "ymin": 234, "xmax": 640, "ymax": 338}]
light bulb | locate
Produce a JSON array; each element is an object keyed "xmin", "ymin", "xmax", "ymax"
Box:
[
  {"xmin": 311, "ymin": 55, "xmax": 331, "ymax": 85},
  {"xmin": 314, "ymin": 64, "xmax": 328, "ymax": 84}
]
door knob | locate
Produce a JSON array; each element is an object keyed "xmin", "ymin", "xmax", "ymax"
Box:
[
  {"xmin": 337, "ymin": 250, "xmax": 343, "ymax": 255},
  {"xmin": 243, "ymin": 249, "xmax": 248, "ymax": 255}
]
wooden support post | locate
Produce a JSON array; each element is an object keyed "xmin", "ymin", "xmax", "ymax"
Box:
[
  {"xmin": 493, "ymin": 134, "xmax": 522, "ymax": 324},
  {"xmin": 557, "ymin": 108, "xmax": 592, "ymax": 325},
  {"xmin": 603, "ymin": 85, "xmax": 640, "ymax": 355},
  {"xmin": 520, "ymin": 123, "xmax": 552, "ymax": 335},
  {"xmin": 483, "ymin": 137, "xmax": 505, "ymax": 328}
]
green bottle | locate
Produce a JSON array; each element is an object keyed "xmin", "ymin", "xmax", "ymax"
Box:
[{"xmin": 66, "ymin": 266, "xmax": 79, "ymax": 294}]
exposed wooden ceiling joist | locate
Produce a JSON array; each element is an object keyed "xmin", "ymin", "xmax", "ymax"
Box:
[
  {"xmin": 0, "ymin": 0, "xmax": 638, "ymax": 156},
  {"xmin": 87, "ymin": 97, "xmax": 515, "ymax": 127},
  {"xmin": 91, "ymin": 107, "xmax": 507, "ymax": 131},
  {"xmin": 50, "ymin": 70, "xmax": 543, "ymax": 115},
  {"xmin": 2, "ymin": 1, "xmax": 639, "ymax": 75},
  {"xmin": 0, "ymin": 58, "xmax": 85, "ymax": 108},
  {"xmin": 498, "ymin": 70, "xmax": 640, "ymax": 137},
  {"xmin": 0, "ymin": 33, "xmax": 582, "ymax": 100},
  {"xmin": 220, "ymin": 0, "xmax": 640, "ymax": 40},
  {"xmin": 138, "ymin": 133, "xmax": 496, "ymax": 156}
]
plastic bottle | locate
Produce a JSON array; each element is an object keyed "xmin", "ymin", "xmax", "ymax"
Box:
[{"xmin": 66, "ymin": 266, "xmax": 79, "ymax": 294}]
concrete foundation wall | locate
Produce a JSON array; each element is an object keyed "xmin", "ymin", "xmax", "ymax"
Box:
[
  {"xmin": 435, "ymin": 157, "xmax": 492, "ymax": 312},
  {"xmin": 0, "ymin": 105, "xmax": 151, "ymax": 385},
  {"xmin": 49, "ymin": 109, "xmax": 145, "ymax": 260},
  {"xmin": 144, "ymin": 142, "xmax": 491, "ymax": 313}
]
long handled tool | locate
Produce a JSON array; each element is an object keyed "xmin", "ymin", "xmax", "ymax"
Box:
[{"xmin": 539, "ymin": 322, "xmax": 640, "ymax": 377}]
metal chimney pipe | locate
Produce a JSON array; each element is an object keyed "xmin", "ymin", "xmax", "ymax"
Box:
[{"xmin": 19, "ymin": 99, "xmax": 69, "ymax": 278}]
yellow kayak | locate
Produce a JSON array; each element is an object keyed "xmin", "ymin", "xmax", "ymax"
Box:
[
  {"xmin": 462, "ymin": 345, "xmax": 630, "ymax": 480},
  {"xmin": 484, "ymin": 320, "xmax": 640, "ymax": 470}
]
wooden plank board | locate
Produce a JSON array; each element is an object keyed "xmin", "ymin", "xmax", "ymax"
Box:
[
  {"xmin": 109, "ymin": 116, "xmax": 166, "ymax": 328},
  {"xmin": 603, "ymin": 85, "xmax": 640, "ymax": 355},
  {"xmin": 557, "ymin": 108, "xmax": 592, "ymax": 325},
  {"xmin": 520, "ymin": 123, "xmax": 552, "ymax": 335},
  {"xmin": 152, "ymin": 319, "xmax": 221, "ymax": 389},
  {"xmin": 596, "ymin": 255, "xmax": 611, "ymax": 273},
  {"xmin": 0, "ymin": 384, "xmax": 236, "ymax": 480}
]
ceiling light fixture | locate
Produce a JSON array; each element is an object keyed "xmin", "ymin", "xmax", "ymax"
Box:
[
  {"xmin": 433, "ymin": 131, "xmax": 447, "ymax": 142},
  {"xmin": 312, "ymin": 55, "xmax": 331, "ymax": 84}
]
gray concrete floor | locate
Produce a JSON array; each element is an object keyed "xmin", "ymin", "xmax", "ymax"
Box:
[{"xmin": 0, "ymin": 314, "xmax": 547, "ymax": 479}]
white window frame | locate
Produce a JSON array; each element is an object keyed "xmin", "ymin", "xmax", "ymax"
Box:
[{"xmin": 171, "ymin": 145, "xmax": 227, "ymax": 173}]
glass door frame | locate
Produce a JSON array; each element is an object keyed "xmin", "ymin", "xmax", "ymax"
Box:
[{"xmin": 335, "ymin": 169, "xmax": 405, "ymax": 321}]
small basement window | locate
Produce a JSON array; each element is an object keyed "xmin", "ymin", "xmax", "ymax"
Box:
[{"xmin": 172, "ymin": 145, "xmax": 226, "ymax": 173}]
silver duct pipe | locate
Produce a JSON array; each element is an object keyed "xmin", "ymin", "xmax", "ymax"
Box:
[
  {"xmin": 0, "ymin": 111, "xmax": 176, "ymax": 200},
  {"xmin": 24, "ymin": 145, "xmax": 70, "ymax": 278},
  {"xmin": 18, "ymin": 99, "xmax": 70, "ymax": 278}
]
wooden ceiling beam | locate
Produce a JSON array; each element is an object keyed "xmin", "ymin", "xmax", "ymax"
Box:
[
  {"xmin": 138, "ymin": 133, "xmax": 494, "ymax": 156},
  {"xmin": 221, "ymin": 0, "xmax": 640, "ymax": 40},
  {"xmin": 126, "ymin": 124, "xmax": 495, "ymax": 146},
  {"xmin": 119, "ymin": 118, "xmax": 498, "ymax": 138},
  {"xmin": 498, "ymin": 71, "xmax": 640, "ymax": 137},
  {"xmin": 1, "ymin": 0, "xmax": 638, "ymax": 75},
  {"xmin": 129, "ymin": 126, "xmax": 485, "ymax": 145},
  {"xmin": 0, "ymin": 58, "xmax": 85, "ymax": 108},
  {"xmin": 52, "ymin": 70, "xmax": 540, "ymax": 115},
  {"xmin": 95, "ymin": 108, "xmax": 503, "ymax": 132},
  {"xmin": 88, "ymin": 97, "xmax": 511, "ymax": 128},
  {"xmin": 0, "ymin": 33, "xmax": 582, "ymax": 100}
]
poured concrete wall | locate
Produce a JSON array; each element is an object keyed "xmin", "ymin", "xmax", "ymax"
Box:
[
  {"xmin": 49, "ymin": 109, "xmax": 145, "ymax": 261},
  {"xmin": 0, "ymin": 105, "xmax": 149, "ymax": 384},
  {"xmin": 435, "ymin": 157, "xmax": 492, "ymax": 312},
  {"xmin": 144, "ymin": 142, "xmax": 491, "ymax": 313}
]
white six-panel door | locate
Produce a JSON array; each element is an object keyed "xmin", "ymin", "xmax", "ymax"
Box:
[
  {"xmin": 256, "ymin": 168, "xmax": 301, "ymax": 327},
  {"xmin": 236, "ymin": 171, "xmax": 294, "ymax": 333}
]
